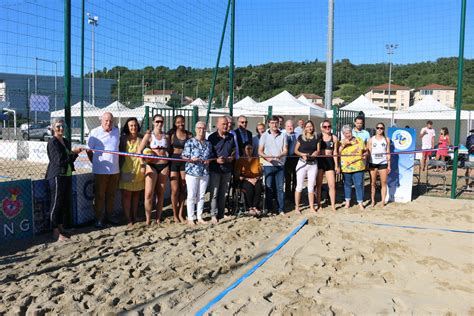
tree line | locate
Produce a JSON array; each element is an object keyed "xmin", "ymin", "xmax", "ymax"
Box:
[{"xmin": 93, "ymin": 57, "xmax": 474, "ymax": 109}]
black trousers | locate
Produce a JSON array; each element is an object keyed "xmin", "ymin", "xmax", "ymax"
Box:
[
  {"xmin": 240, "ymin": 179, "xmax": 263, "ymax": 209},
  {"xmin": 48, "ymin": 176, "xmax": 72, "ymax": 229},
  {"xmin": 284, "ymin": 157, "xmax": 298, "ymax": 198}
]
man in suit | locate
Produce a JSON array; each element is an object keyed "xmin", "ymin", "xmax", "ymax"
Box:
[{"xmin": 234, "ymin": 115, "xmax": 253, "ymax": 158}]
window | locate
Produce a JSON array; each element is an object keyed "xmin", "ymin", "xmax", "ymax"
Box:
[{"xmin": 420, "ymin": 90, "xmax": 433, "ymax": 95}]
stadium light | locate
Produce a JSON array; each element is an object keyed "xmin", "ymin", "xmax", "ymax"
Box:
[
  {"xmin": 385, "ymin": 43, "xmax": 398, "ymax": 110},
  {"xmin": 87, "ymin": 13, "xmax": 99, "ymax": 107}
]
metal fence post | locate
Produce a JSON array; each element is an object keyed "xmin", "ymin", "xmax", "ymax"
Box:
[
  {"xmin": 332, "ymin": 106, "xmax": 338, "ymax": 135},
  {"xmin": 192, "ymin": 106, "xmax": 198, "ymax": 133},
  {"xmin": 144, "ymin": 105, "xmax": 149, "ymax": 131},
  {"xmin": 450, "ymin": 0, "xmax": 467, "ymax": 199}
]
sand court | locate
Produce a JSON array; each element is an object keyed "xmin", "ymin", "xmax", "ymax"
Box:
[{"xmin": 1, "ymin": 196, "xmax": 473, "ymax": 315}]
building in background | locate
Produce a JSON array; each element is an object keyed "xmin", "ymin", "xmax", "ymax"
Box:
[
  {"xmin": 365, "ymin": 83, "xmax": 412, "ymax": 110},
  {"xmin": 143, "ymin": 89, "xmax": 177, "ymax": 104},
  {"xmin": 0, "ymin": 80, "xmax": 6, "ymax": 102},
  {"xmin": 413, "ymin": 83, "xmax": 456, "ymax": 108},
  {"xmin": 332, "ymin": 97, "xmax": 345, "ymax": 107},
  {"xmin": 0, "ymin": 73, "xmax": 114, "ymax": 120}
]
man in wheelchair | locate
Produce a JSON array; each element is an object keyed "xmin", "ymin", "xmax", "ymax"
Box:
[{"xmin": 234, "ymin": 144, "xmax": 263, "ymax": 216}]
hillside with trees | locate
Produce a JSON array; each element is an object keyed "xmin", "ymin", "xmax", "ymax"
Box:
[{"xmin": 94, "ymin": 57, "xmax": 474, "ymax": 109}]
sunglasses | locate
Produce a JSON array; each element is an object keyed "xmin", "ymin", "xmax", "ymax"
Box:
[
  {"xmin": 376, "ymin": 127, "xmax": 385, "ymax": 130},
  {"xmin": 322, "ymin": 125, "xmax": 331, "ymax": 128},
  {"xmin": 154, "ymin": 120, "xmax": 163, "ymax": 124},
  {"xmin": 55, "ymin": 125, "xmax": 65, "ymax": 129},
  {"xmin": 240, "ymin": 121, "xmax": 248, "ymax": 124}
]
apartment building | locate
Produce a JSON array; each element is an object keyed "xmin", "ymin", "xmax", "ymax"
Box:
[
  {"xmin": 365, "ymin": 83, "xmax": 412, "ymax": 110},
  {"xmin": 413, "ymin": 84, "xmax": 455, "ymax": 108}
]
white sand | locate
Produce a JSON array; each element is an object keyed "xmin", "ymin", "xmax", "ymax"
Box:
[{"xmin": 0, "ymin": 196, "xmax": 473, "ymax": 315}]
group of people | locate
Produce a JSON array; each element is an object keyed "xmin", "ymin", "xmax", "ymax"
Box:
[
  {"xmin": 46, "ymin": 111, "xmax": 400, "ymax": 241},
  {"xmin": 419, "ymin": 120, "xmax": 452, "ymax": 172}
]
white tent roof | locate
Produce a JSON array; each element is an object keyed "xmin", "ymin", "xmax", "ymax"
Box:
[
  {"xmin": 143, "ymin": 102, "xmax": 171, "ymax": 109},
  {"xmin": 297, "ymin": 95, "xmax": 314, "ymax": 106},
  {"xmin": 342, "ymin": 95, "xmax": 391, "ymax": 115},
  {"xmin": 395, "ymin": 95, "xmax": 471, "ymax": 120},
  {"xmin": 190, "ymin": 98, "xmax": 207, "ymax": 106},
  {"xmin": 50, "ymin": 100, "xmax": 101, "ymax": 118},
  {"xmin": 103, "ymin": 101, "xmax": 129, "ymax": 112},
  {"xmin": 234, "ymin": 96, "xmax": 257, "ymax": 108},
  {"xmin": 256, "ymin": 90, "xmax": 326, "ymax": 117},
  {"xmin": 406, "ymin": 95, "xmax": 451, "ymax": 112}
]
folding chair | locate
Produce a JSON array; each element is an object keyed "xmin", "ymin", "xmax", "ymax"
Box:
[
  {"xmin": 413, "ymin": 159, "xmax": 423, "ymax": 192},
  {"xmin": 457, "ymin": 161, "xmax": 474, "ymax": 193},
  {"xmin": 426, "ymin": 160, "xmax": 448, "ymax": 192}
]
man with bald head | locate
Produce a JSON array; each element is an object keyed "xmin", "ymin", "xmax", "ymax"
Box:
[
  {"xmin": 87, "ymin": 112, "xmax": 120, "ymax": 228},
  {"xmin": 208, "ymin": 116, "xmax": 236, "ymax": 223}
]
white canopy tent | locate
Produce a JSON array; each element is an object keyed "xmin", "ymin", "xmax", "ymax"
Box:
[
  {"xmin": 297, "ymin": 94, "xmax": 314, "ymax": 106},
  {"xmin": 395, "ymin": 95, "xmax": 470, "ymax": 119},
  {"xmin": 182, "ymin": 98, "xmax": 208, "ymax": 110},
  {"xmin": 234, "ymin": 96, "xmax": 258, "ymax": 109},
  {"xmin": 392, "ymin": 96, "xmax": 473, "ymax": 140},
  {"xmin": 342, "ymin": 95, "xmax": 391, "ymax": 116},
  {"xmin": 50, "ymin": 101, "xmax": 100, "ymax": 118},
  {"xmin": 256, "ymin": 90, "xmax": 326, "ymax": 118}
]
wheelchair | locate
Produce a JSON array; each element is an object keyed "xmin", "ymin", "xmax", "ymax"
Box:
[{"xmin": 225, "ymin": 173, "xmax": 265, "ymax": 217}]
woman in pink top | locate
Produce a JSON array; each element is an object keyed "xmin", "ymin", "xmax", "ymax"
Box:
[{"xmin": 436, "ymin": 127, "xmax": 450, "ymax": 171}]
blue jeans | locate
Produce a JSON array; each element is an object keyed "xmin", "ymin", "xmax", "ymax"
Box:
[
  {"xmin": 263, "ymin": 166, "xmax": 285, "ymax": 213},
  {"xmin": 343, "ymin": 171, "xmax": 365, "ymax": 204}
]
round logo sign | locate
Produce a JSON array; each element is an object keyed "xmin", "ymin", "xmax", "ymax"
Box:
[{"xmin": 391, "ymin": 129, "xmax": 412, "ymax": 151}]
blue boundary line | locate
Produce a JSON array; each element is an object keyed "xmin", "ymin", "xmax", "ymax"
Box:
[
  {"xmin": 341, "ymin": 219, "xmax": 474, "ymax": 234},
  {"xmin": 195, "ymin": 218, "xmax": 308, "ymax": 316}
]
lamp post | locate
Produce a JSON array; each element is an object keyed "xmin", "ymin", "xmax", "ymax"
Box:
[
  {"xmin": 87, "ymin": 13, "xmax": 98, "ymax": 107},
  {"xmin": 35, "ymin": 57, "xmax": 58, "ymax": 111},
  {"xmin": 385, "ymin": 44, "xmax": 398, "ymax": 110}
]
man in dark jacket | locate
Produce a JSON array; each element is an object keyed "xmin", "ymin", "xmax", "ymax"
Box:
[{"xmin": 234, "ymin": 115, "xmax": 253, "ymax": 158}]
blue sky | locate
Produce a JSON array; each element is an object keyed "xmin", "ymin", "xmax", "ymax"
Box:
[{"xmin": 0, "ymin": 0, "xmax": 472, "ymax": 76}]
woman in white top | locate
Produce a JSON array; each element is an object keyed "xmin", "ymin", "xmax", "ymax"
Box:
[
  {"xmin": 137, "ymin": 114, "xmax": 170, "ymax": 225},
  {"xmin": 367, "ymin": 122, "xmax": 391, "ymax": 208}
]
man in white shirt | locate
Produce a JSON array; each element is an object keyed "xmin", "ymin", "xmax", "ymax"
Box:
[
  {"xmin": 420, "ymin": 120, "xmax": 435, "ymax": 172},
  {"xmin": 87, "ymin": 112, "xmax": 120, "ymax": 228},
  {"xmin": 259, "ymin": 116, "xmax": 288, "ymax": 215}
]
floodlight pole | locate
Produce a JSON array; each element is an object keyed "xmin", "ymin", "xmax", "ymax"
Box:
[
  {"xmin": 324, "ymin": 0, "xmax": 334, "ymax": 110},
  {"xmin": 80, "ymin": 0, "xmax": 85, "ymax": 143},
  {"xmin": 64, "ymin": 0, "xmax": 72, "ymax": 142},
  {"xmin": 386, "ymin": 44, "xmax": 398, "ymax": 110},
  {"xmin": 88, "ymin": 13, "xmax": 98, "ymax": 107},
  {"xmin": 229, "ymin": 0, "xmax": 235, "ymax": 117},
  {"xmin": 450, "ymin": 0, "xmax": 467, "ymax": 199},
  {"xmin": 36, "ymin": 57, "xmax": 58, "ymax": 111}
]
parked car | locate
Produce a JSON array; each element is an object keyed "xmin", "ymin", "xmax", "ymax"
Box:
[{"xmin": 21, "ymin": 122, "xmax": 51, "ymax": 141}]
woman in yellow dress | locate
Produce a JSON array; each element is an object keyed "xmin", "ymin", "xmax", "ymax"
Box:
[{"xmin": 119, "ymin": 117, "xmax": 145, "ymax": 226}]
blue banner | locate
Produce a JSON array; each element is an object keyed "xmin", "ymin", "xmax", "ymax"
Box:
[
  {"xmin": 387, "ymin": 128, "xmax": 416, "ymax": 203},
  {"xmin": 0, "ymin": 179, "xmax": 33, "ymax": 241}
]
